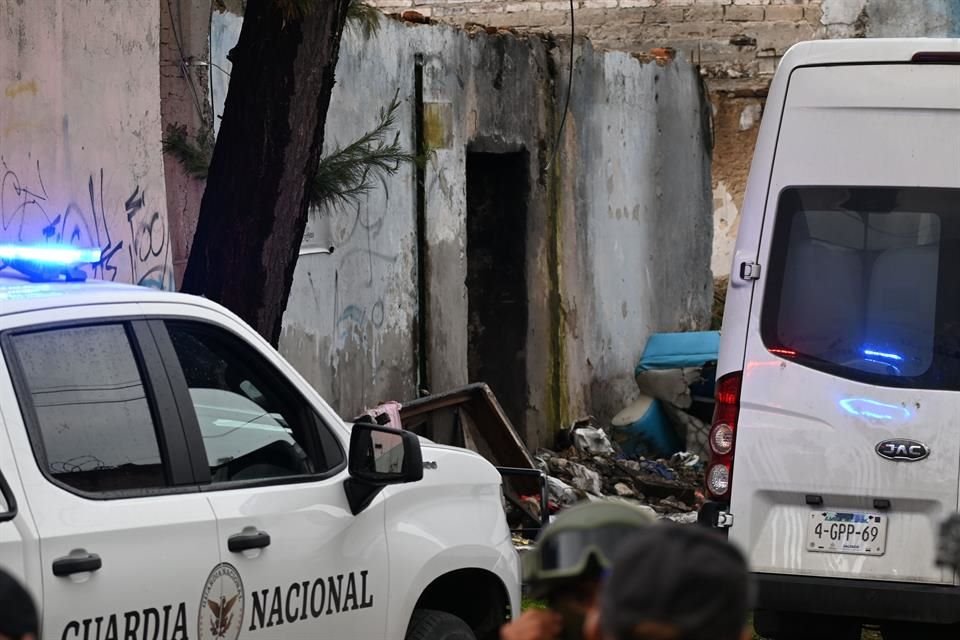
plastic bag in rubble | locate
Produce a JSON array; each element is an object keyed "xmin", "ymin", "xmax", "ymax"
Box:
[
  {"xmin": 547, "ymin": 476, "xmax": 579, "ymax": 508},
  {"xmin": 670, "ymin": 451, "xmax": 701, "ymax": 468},
  {"xmin": 640, "ymin": 460, "xmax": 677, "ymax": 481},
  {"xmin": 568, "ymin": 461, "xmax": 603, "ymax": 496},
  {"xmin": 662, "ymin": 511, "xmax": 699, "ymax": 524},
  {"xmin": 571, "ymin": 426, "xmax": 615, "ymax": 456}
]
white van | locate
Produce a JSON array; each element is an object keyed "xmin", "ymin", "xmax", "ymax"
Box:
[{"xmin": 700, "ymin": 39, "xmax": 960, "ymax": 639}]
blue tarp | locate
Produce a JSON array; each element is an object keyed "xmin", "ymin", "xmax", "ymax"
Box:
[{"xmin": 636, "ymin": 331, "xmax": 721, "ymax": 374}]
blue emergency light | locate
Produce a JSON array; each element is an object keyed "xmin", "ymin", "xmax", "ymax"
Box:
[{"xmin": 0, "ymin": 243, "xmax": 102, "ymax": 282}]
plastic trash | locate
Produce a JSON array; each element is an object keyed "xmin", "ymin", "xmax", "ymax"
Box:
[
  {"xmin": 568, "ymin": 461, "xmax": 603, "ymax": 496},
  {"xmin": 546, "ymin": 476, "xmax": 579, "ymax": 508},
  {"xmin": 663, "ymin": 511, "xmax": 699, "ymax": 524},
  {"xmin": 639, "ymin": 460, "xmax": 678, "ymax": 481},
  {"xmin": 572, "ymin": 426, "xmax": 615, "ymax": 456},
  {"xmin": 670, "ymin": 451, "xmax": 701, "ymax": 468}
]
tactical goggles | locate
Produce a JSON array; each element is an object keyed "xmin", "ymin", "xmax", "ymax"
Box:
[{"xmin": 531, "ymin": 525, "xmax": 641, "ymax": 581}]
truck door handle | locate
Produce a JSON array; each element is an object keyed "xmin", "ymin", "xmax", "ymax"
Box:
[
  {"xmin": 228, "ymin": 530, "xmax": 271, "ymax": 552},
  {"xmin": 53, "ymin": 552, "xmax": 102, "ymax": 577}
]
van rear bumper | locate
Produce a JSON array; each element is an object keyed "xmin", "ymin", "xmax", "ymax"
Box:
[{"xmin": 755, "ymin": 572, "xmax": 960, "ymax": 624}]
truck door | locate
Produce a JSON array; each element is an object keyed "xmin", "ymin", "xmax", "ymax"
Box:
[
  {"xmin": 0, "ymin": 314, "xmax": 221, "ymax": 639},
  {"xmin": 149, "ymin": 313, "xmax": 390, "ymax": 639},
  {"xmin": 0, "ymin": 379, "xmax": 38, "ymax": 623}
]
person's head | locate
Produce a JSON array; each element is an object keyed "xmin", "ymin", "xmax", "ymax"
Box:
[
  {"xmin": 0, "ymin": 568, "xmax": 38, "ymax": 640},
  {"xmin": 523, "ymin": 500, "xmax": 656, "ymax": 638},
  {"xmin": 585, "ymin": 523, "xmax": 753, "ymax": 640}
]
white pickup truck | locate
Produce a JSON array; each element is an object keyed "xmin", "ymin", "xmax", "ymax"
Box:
[{"xmin": 0, "ymin": 245, "xmax": 519, "ymax": 640}]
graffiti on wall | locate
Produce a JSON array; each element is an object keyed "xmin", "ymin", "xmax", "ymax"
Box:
[
  {"xmin": 0, "ymin": 157, "xmax": 173, "ymax": 289},
  {"xmin": 330, "ymin": 203, "xmax": 397, "ymax": 350}
]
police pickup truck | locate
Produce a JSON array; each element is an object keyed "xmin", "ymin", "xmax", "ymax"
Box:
[{"xmin": 0, "ymin": 244, "xmax": 520, "ymax": 640}]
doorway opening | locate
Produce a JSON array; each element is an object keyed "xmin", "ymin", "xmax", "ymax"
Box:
[{"xmin": 466, "ymin": 150, "xmax": 530, "ymax": 433}]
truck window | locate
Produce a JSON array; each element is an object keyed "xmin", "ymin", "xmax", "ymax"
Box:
[
  {"xmin": 164, "ymin": 321, "xmax": 344, "ymax": 484},
  {"xmin": 762, "ymin": 186, "xmax": 960, "ymax": 389},
  {"xmin": 8, "ymin": 324, "xmax": 167, "ymax": 492}
]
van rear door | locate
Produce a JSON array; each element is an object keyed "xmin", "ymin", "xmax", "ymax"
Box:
[{"xmin": 729, "ymin": 62, "xmax": 960, "ymax": 585}]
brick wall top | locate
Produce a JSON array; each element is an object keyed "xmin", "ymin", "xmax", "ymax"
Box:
[{"xmin": 371, "ymin": 0, "xmax": 833, "ymax": 90}]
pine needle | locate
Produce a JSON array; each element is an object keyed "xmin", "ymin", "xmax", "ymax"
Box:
[
  {"xmin": 347, "ymin": 0, "xmax": 381, "ymax": 38},
  {"xmin": 274, "ymin": 0, "xmax": 316, "ymax": 19},
  {"xmin": 312, "ymin": 90, "xmax": 413, "ymax": 214},
  {"xmin": 162, "ymin": 124, "xmax": 215, "ymax": 180}
]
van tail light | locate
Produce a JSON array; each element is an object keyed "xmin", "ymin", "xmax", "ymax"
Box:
[{"xmin": 706, "ymin": 371, "xmax": 743, "ymax": 500}]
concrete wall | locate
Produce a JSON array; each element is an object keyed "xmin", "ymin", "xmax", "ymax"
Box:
[
  {"xmin": 569, "ymin": 47, "xmax": 713, "ymax": 423},
  {"xmin": 160, "ymin": 0, "xmax": 213, "ymax": 287},
  {"xmin": 280, "ymin": 21, "xmax": 422, "ymax": 416},
  {"xmin": 212, "ymin": 14, "xmax": 713, "ymax": 445},
  {"xmin": 0, "ymin": 0, "xmax": 173, "ymax": 288},
  {"xmin": 367, "ymin": 0, "xmax": 960, "ymax": 282}
]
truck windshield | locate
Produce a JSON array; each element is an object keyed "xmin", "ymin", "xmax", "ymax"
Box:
[{"xmin": 761, "ymin": 186, "xmax": 960, "ymax": 389}]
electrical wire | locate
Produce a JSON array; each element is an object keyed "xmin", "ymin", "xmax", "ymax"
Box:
[
  {"xmin": 165, "ymin": 0, "xmax": 207, "ymax": 125},
  {"xmin": 547, "ymin": 0, "xmax": 575, "ymax": 171}
]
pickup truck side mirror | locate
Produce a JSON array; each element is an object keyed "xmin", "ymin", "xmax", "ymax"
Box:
[{"xmin": 344, "ymin": 422, "xmax": 423, "ymax": 515}]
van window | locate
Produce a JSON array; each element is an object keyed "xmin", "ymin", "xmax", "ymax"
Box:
[{"xmin": 762, "ymin": 187, "xmax": 960, "ymax": 389}]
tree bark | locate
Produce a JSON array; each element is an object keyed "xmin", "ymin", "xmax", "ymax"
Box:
[{"xmin": 181, "ymin": 0, "xmax": 351, "ymax": 345}]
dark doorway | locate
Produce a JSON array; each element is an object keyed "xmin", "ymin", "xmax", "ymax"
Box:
[{"xmin": 466, "ymin": 151, "xmax": 529, "ymax": 433}]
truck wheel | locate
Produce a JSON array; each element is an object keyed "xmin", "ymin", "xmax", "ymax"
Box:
[
  {"xmin": 755, "ymin": 612, "xmax": 860, "ymax": 640},
  {"xmin": 884, "ymin": 622, "xmax": 959, "ymax": 640},
  {"xmin": 405, "ymin": 609, "xmax": 476, "ymax": 640}
]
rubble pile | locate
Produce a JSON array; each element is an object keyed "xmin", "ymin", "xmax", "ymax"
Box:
[{"xmin": 506, "ymin": 421, "xmax": 705, "ymax": 532}]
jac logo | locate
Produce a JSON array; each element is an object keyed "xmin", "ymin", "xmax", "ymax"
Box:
[{"xmin": 876, "ymin": 439, "xmax": 930, "ymax": 462}]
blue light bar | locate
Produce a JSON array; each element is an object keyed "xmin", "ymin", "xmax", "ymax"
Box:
[
  {"xmin": 863, "ymin": 348, "xmax": 903, "ymax": 362},
  {"xmin": 0, "ymin": 243, "xmax": 102, "ymax": 265}
]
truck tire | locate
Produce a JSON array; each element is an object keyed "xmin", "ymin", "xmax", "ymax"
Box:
[
  {"xmin": 755, "ymin": 612, "xmax": 860, "ymax": 640},
  {"xmin": 883, "ymin": 622, "xmax": 959, "ymax": 640},
  {"xmin": 405, "ymin": 609, "xmax": 477, "ymax": 640}
]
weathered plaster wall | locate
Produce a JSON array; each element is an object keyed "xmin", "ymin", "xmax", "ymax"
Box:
[
  {"xmin": 211, "ymin": 15, "xmax": 712, "ymax": 445},
  {"xmin": 366, "ymin": 0, "xmax": 960, "ymax": 282},
  {"xmin": 569, "ymin": 44, "xmax": 713, "ymax": 425},
  {"xmin": 281, "ymin": 22, "xmax": 422, "ymax": 415},
  {"xmin": 0, "ymin": 0, "xmax": 173, "ymax": 288},
  {"xmin": 160, "ymin": 0, "xmax": 212, "ymax": 287}
]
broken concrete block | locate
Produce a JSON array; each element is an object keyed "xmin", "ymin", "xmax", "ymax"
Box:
[
  {"xmin": 614, "ymin": 482, "xmax": 636, "ymax": 497},
  {"xmin": 568, "ymin": 461, "xmax": 604, "ymax": 496}
]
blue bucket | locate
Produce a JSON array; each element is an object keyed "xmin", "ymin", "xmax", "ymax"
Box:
[{"xmin": 611, "ymin": 395, "xmax": 682, "ymax": 458}]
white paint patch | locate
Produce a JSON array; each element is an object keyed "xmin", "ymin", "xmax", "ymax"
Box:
[
  {"xmin": 711, "ymin": 181, "xmax": 740, "ymax": 277},
  {"xmin": 739, "ymin": 103, "xmax": 762, "ymax": 131},
  {"xmin": 821, "ymin": 0, "xmax": 868, "ymax": 26}
]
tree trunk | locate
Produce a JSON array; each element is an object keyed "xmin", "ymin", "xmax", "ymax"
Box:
[{"xmin": 181, "ymin": 0, "xmax": 351, "ymax": 346}]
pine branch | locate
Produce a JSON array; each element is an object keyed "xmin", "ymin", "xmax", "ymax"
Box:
[
  {"xmin": 162, "ymin": 124, "xmax": 215, "ymax": 180},
  {"xmin": 347, "ymin": 0, "xmax": 381, "ymax": 38},
  {"xmin": 274, "ymin": 0, "xmax": 316, "ymax": 19},
  {"xmin": 163, "ymin": 91, "xmax": 411, "ymax": 209},
  {"xmin": 312, "ymin": 90, "xmax": 413, "ymax": 214}
]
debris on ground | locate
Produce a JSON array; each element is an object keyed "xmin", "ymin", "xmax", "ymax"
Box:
[
  {"xmin": 631, "ymin": 330, "xmax": 720, "ymax": 460},
  {"xmin": 375, "ymin": 381, "xmax": 708, "ymax": 547},
  {"xmin": 570, "ymin": 419, "xmax": 615, "ymax": 456},
  {"xmin": 501, "ymin": 417, "xmax": 705, "ymax": 542}
]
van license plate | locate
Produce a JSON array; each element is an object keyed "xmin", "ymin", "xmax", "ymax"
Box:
[{"xmin": 806, "ymin": 511, "xmax": 887, "ymax": 556}]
